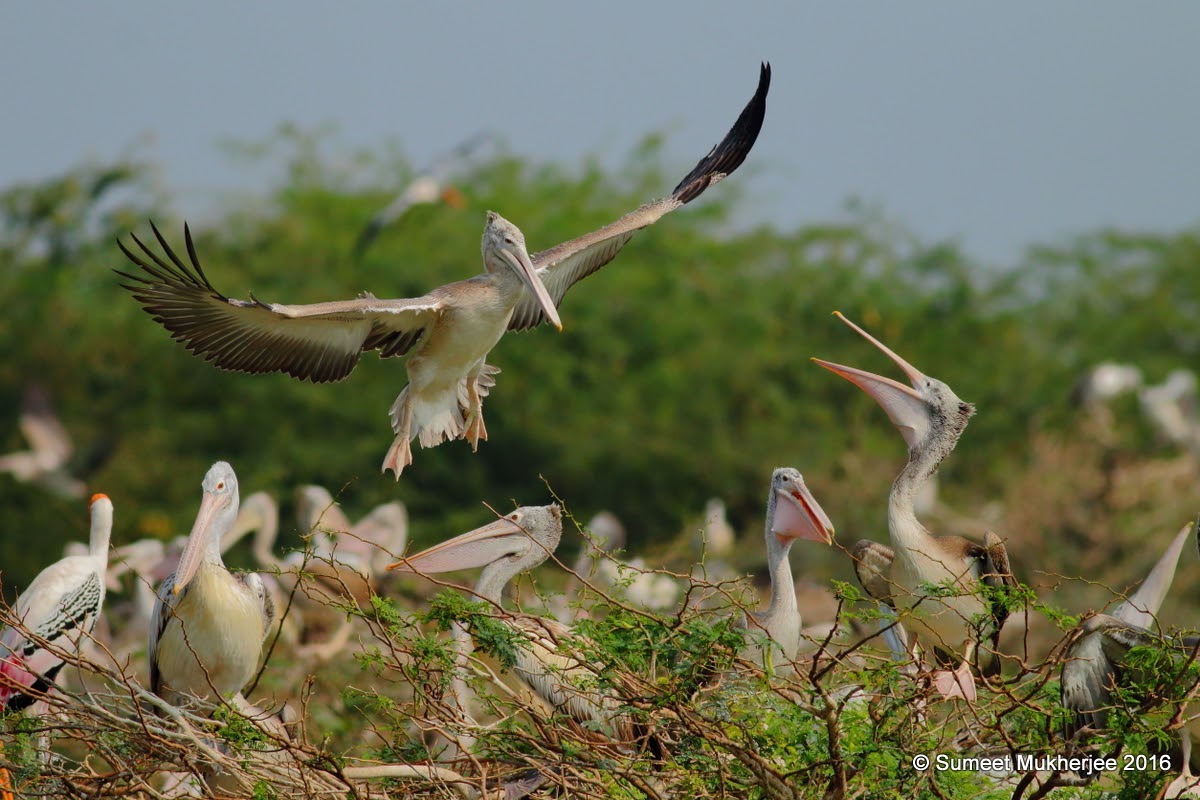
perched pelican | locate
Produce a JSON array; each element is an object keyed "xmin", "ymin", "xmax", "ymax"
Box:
[
  {"xmin": 149, "ymin": 462, "xmax": 274, "ymax": 708},
  {"xmin": 0, "ymin": 493, "xmax": 111, "ymax": 711},
  {"xmin": 0, "ymin": 384, "xmax": 86, "ymax": 499},
  {"xmin": 352, "ymin": 131, "xmax": 498, "ymax": 260},
  {"xmin": 814, "ymin": 312, "xmax": 1016, "ymax": 701},
  {"xmin": 389, "ymin": 504, "xmax": 627, "ymax": 734},
  {"xmin": 743, "ymin": 468, "xmax": 835, "ymax": 667},
  {"xmin": 1062, "ymin": 518, "xmax": 1197, "ymax": 743},
  {"xmin": 1062, "ymin": 614, "xmax": 1200, "ymax": 792},
  {"xmin": 116, "ymin": 64, "xmax": 770, "ymax": 477}
]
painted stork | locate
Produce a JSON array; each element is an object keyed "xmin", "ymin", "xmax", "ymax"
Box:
[
  {"xmin": 814, "ymin": 312, "xmax": 1016, "ymax": 701},
  {"xmin": 149, "ymin": 462, "xmax": 274, "ymax": 708},
  {"xmin": 116, "ymin": 63, "xmax": 770, "ymax": 477},
  {"xmin": 0, "ymin": 493, "xmax": 112, "ymax": 711}
]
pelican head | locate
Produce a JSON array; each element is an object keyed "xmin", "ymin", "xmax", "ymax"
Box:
[
  {"xmin": 769, "ymin": 468, "xmax": 835, "ymax": 546},
  {"xmin": 482, "ymin": 211, "xmax": 562, "ymax": 331},
  {"xmin": 812, "ymin": 312, "xmax": 974, "ymax": 452},
  {"xmin": 173, "ymin": 461, "xmax": 240, "ymax": 595},
  {"xmin": 388, "ymin": 504, "xmax": 562, "ymax": 601}
]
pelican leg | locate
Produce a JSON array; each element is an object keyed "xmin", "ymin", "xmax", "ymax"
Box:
[
  {"xmin": 1163, "ymin": 735, "xmax": 1200, "ymax": 798},
  {"xmin": 463, "ymin": 379, "xmax": 487, "ymax": 452},
  {"xmin": 463, "ymin": 363, "xmax": 500, "ymax": 452},
  {"xmin": 931, "ymin": 641, "xmax": 977, "ymax": 702},
  {"xmin": 382, "ymin": 389, "xmax": 415, "ymax": 478}
]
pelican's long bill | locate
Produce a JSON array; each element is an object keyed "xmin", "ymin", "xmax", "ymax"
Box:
[
  {"xmin": 502, "ymin": 246, "xmax": 562, "ymax": 331},
  {"xmin": 173, "ymin": 488, "xmax": 228, "ymax": 594},
  {"xmin": 389, "ymin": 515, "xmax": 529, "ymax": 575},
  {"xmin": 772, "ymin": 475, "xmax": 835, "ymax": 545},
  {"xmin": 812, "ymin": 312, "xmax": 931, "ymax": 449}
]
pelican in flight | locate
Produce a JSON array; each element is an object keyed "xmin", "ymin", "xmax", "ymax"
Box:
[
  {"xmin": 0, "ymin": 493, "xmax": 112, "ymax": 712},
  {"xmin": 814, "ymin": 312, "xmax": 1016, "ymax": 701},
  {"xmin": 117, "ymin": 64, "xmax": 770, "ymax": 477},
  {"xmin": 150, "ymin": 462, "xmax": 274, "ymax": 708},
  {"xmin": 744, "ymin": 468, "xmax": 835, "ymax": 668},
  {"xmin": 352, "ymin": 131, "xmax": 498, "ymax": 261},
  {"xmin": 389, "ymin": 504, "xmax": 628, "ymax": 734}
]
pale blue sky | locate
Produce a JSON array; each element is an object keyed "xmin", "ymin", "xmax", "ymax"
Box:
[{"xmin": 5, "ymin": 3, "xmax": 1198, "ymax": 264}]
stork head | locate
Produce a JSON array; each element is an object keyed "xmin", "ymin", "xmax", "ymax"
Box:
[
  {"xmin": 87, "ymin": 493, "xmax": 114, "ymax": 564},
  {"xmin": 481, "ymin": 211, "xmax": 561, "ymax": 330}
]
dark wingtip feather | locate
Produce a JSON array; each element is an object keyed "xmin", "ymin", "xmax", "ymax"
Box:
[
  {"xmin": 182, "ymin": 222, "xmax": 216, "ymax": 290},
  {"xmin": 670, "ymin": 61, "xmax": 771, "ymax": 204},
  {"xmin": 115, "ymin": 221, "xmax": 221, "ymax": 295}
]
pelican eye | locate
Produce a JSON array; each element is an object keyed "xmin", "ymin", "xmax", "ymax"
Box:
[{"xmin": 216, "ymin": 481, "xmax": 226, "ymax": 490}]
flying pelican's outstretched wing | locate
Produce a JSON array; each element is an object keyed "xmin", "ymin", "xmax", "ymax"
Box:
[
  {"xmin": 116, "ymin": 224, "xmax": 447, "ymax": 383},
  {"xmin": 508, "ymin": 62, "xmax": 771, "ymax": 331}
]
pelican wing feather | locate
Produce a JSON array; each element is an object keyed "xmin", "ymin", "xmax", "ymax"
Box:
[
  {"xmin": 508, "ymin": 63, "xmax": 770, "ymax": 331},
  {"xmin": 117, "ymin": 223, "xmax": 446, "ymax": 383},
  {"xmin": 148, "ymin": 574, "xmax": 178, "ymax": 695},
  {"xmin": 851, "ymin": 539, "xmax": 895, "ymax": 606}
]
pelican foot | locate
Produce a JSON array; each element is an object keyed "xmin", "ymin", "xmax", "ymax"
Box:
[
  {"xmin": 1165, "ymin": 771, "xmax": 1200, "ymax": 799},
  {"xmin": 381, "ymin": 436, "xmax": 413, "ymax": 479},
  {"xmin": 931, "ymin": 662, "xmax": 976, "ymax": 702},
  {"xmin": 464, "ymin": 408, "xmax": 488, "ymax": 451}
]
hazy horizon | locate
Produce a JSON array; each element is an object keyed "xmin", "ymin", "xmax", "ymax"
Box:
[{"xmin": 6, "ymin": 3, "xmax": 1198, "ymax": 264}]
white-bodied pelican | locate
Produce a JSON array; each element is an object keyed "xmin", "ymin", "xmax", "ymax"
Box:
[
  {"xmin": 149, "ymin": 462, "xmax": 274, "ymax": 708},
  {"xmin": 116, "ymin": 64, "xmax": 770, "ymax": 477},
  {"xmin": 814, "ymin": 312, "xmax": 1016, "ymax": 701}
]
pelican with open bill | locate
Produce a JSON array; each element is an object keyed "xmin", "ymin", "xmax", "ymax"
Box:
[
  {"xmin": 813, "ymin": 312, "xmax": 1017, "ymax": 701},
  {"xmin": 116, "ymin": 64, "xmax": 771, "ymax": 477}
]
